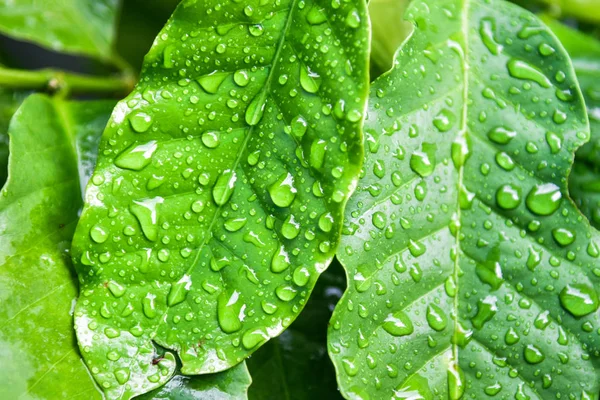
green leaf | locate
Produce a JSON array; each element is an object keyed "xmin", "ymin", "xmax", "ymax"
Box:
[
  {"xmin": 139, "ymin": 362, "xmax": 251, "ymax": 400},
  {"xmin": 71, "ymin": 0, "xmax": 369, "ymax": 398},
  {"xmin": 0, "ymin": 89, "xmax": 28, "ymax": 186},
  {"xmin": 369, "ymin": 0, "xmax": 413, "ymax": 76},
  {"xmin": 330, "ymin": 0, "xmax": 600, "ymax": 399},
  {"xmin": 0, "ymin": 0, "xmax": 119, "ymax": 60},
  {"xmin": 247, "ymin": 260, "xmax": 345, "ymax": 400},
  {"xmin": 543, "ymin": 19, "xmax": 600, "ymax": 228},
  {"xmin": 0, "ymin": 94, "xmax": 114, "ymax": 399}
]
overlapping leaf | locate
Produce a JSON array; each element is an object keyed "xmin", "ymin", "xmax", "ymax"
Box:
[
  {"xmin": 329, "ymin": 0, "xmax": 600, "ymax": 398},
  {"xmin": 72, "ymin": 0, "xmax": 369, "ymax": 398},
  {"xmin": 0, "ymin": 94, "xmax": 113, "ymax": 399},
  {"xmin": 0, "ymin": 0, "xmax": 119, "ymax": 60}
]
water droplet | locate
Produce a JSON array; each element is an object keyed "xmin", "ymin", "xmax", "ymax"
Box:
[
  {"xmin": 90, "ymin": 224, "xmax": 108, "ymax": 243},
  {"xmin": 217, "ymin": 291, "xmax": 243, "ymax": 333},
  {"xmin": 245, "ymin": 91, "xmax": 267, "ymax": 126},
  {"xmin": 114, "ymin": 368, "xmax": 130, "ymax": 385},
  {"xmin": 242, "ymin": 328, "xmax": 268, "ymax": 349},
  {"xmin": 526, "ymin": 183, "xmax": 562, "ymax": 216},
  {"xmin": 142, "ymin": 293, "xmax": 157, "ymax": 318},
  {"xmin": 129, "ymin": 112, "xmax": 153, "ymax": 133},
  {"xmin": 345, "ymin": 8, "xmax": 361, "ymax": 28},
  {"xmin": 212, "ymin": 169, "xmax": 237, "ymax": 206},
  {"xmin": 309, "ymin": 140, "xmax": 327, "ymax": 169},
  {"xmin": 448, "ymin": 362, "xmax": 465, "ymax": 400},
  {"xmin": 479, "ymin": 18, "xmax": 502, "ymax": 55},
  {"xmin": 382, "ymin": 311, "xmax": 414, "ymax": 337},
  {"xmin": 275, "ymin": 285, "xmax": 297, "ymax": 301},
  {"xmin": 433, "ymin": 109, "xmax": 456, "ymax": 132},
  {"xmin": 115, "ymin": 141, "xmax": 157, "ymax": 171},
  {"xmin": 426, "ymin": 304, "xmax": 448, "ymax": 331},
  {"xmin": 130, "ymin": 197, "xmax": 164, "ymax": 241},
  {"xmin": 271, "ymin": 245, "xmax": 291, "ymax": 273},
  {"xmin": 524, "ymin": 344, "xmax": 545, "ymax": 364},
  {"xmin": 167, "ymin": 275, "xmax": 191, "ymax": 306},
  {"xmin": 307, "ymin": 5, "xmax": 327, "ymax": 25},
  {"xmin": 197, "ymin": 71, "xmax": 228, "ymax": 94},
  {"xmin": 507, "ymin": 59, "xmax": 551, "ymax": 88},
  {"xmin": 269, "ymin": 172, "xmax": 297, "ymax": 207},
  {"xmin": 107, "ymin": 281, "xmax": 126, "ymax": 298},
  {"xmin": 559, "ymin": 284, "xmax": 599, "ymax": 317},
  {"xmin": 488, "ymin": 127, "xmax": 516, "ymax": 144},
  {"xmin": 496, "ymin": 184, "xmax": 521, "ymax": 210},
  {"xmin": 372, "ymin": 211, "xmax": 386, "ymax": 230},
  {"xmin": 202, "ymin": 131, "xmax": 220, "ymax": 148},
  {"xmin": 281, "ymin": 215, "xmax": 300, "ymax": 239},
  {"xmin": 505, "ymin": 327, "xmax": 520, "ymax": 345},
  {"xmin": 410, "ymin": 144, "xmax": 436, "ymax": 177},
  {"xmin": 300, "ymin": 65, "xmax": 321, "ymax": 93},
  {"xmin": 224, "ymin": 217, "xmax": 246, "ymax": 232},
  {"xmin": 552, "ymin": 228, "xmax": 575, "ymax": 246},
  {"xmin": 471, "ymin": 296, "xmax": 498, "ymax": 329},
  {"xmin": 341, "ymin": 357, "xmax": 358, "ymax": 376}
]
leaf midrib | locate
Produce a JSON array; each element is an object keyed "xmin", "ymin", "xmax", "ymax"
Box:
[{"xmin": 117, "ymin": 1, "xmax": 300, "ymax": 395}]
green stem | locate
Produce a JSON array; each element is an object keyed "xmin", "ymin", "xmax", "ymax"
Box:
[{"xmin": 0, "ymin": 67, "xmax": 134, "ymax": 96}]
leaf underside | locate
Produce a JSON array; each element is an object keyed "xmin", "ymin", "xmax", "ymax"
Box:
[
  {"xmin": 0, "ymin": 0, "xmax": 119, "ymax": 59},
  {"xmin": 72, "ymin": 0, "xmax": 369, "ymax": 398},
  {"xmin": 330, "ymin": 0, "xmax": 600, "ymax": 399},
  {"xmin": 0, "ymin": 94, "xmax": 114, "ymax": 400}
]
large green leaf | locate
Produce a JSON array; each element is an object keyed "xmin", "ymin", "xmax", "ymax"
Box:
[
  {"xmin": 0, "ymin": 94, "xmax": 113, "ymax": 399},
  {"xmin": 247, "ymin": 260, "xmax": 345, "ymax": 400},
  {"xmin": 0, "ymin": 0, "xmax": 119, "ymax": 60},
  {"xmin": 71, "ymin": 0, "xmax": 369, "ymax": 398},
  {"xmin": 329, "ymin": 0, "xmax": 600, "ymax": 399},
  {"xmin": 544, "ymin": 20, "xmax": 600, "ymax": 229}
]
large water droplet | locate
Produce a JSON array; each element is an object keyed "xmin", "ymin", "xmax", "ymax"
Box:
[
  {"xmin": 197, "ymin": 71, "xmax": 229, "ymax": 94},
  {"xmin": 382, "ymin": 311, "xmax": 414, "ymax": 337},
  {"xmin": 212, "ymin": 169, "xmax": 237, "ymax": 206},
  {"xmin": 559, "ymin": 284, "xmax": 599, "ymax": 317},
  {"xmin": 526, "ymin": 183, "xmax": 562, "ymax": 216},
  {"xmin": 271, "ymin": 245, "xmax": 291, "ymax": 273},
  {"xmin": 268, "ymin": 172, "xmax": 297, "ymax": 207},
  {"xmin": 217, "ymin": 291, "xmax": 243, "ymax": 333},
  {"xmin": 524, "ymin": 344, "xmax": 545, "ymax": 364},
  {"xmin": 507, "ymin": 59, "xmax": 551, "ymax": 88},
  {"xmin": 496, "ymin": 184, "xmax": 521, "ymax": 210},
  {"xmin": 426, "ymin": 304, "xmax": 448, "ymax": 331},
  {"xmin": 245, "ymin": 91, "xmax": 267, "ymax": 126},
  {"xmin": 471, "ymin": 296, "xmax": 498, "ymax": 329},
  {"xmin": 167, "ymin": 275, "xmax": 191, "ymax": 306},
  {"xmin": 115, "ymin": 141, "xmax": 158, "ymax": 171},
  {"xmin": 130, "ymin": 197, "xmax": 164, "ymax": 241},
  {"xmin": 129, "ymin": 111, "xmax": 153, "ymax": 133},
  {"xmin": 300, "ymin": 65, "xmax": 322, "ymax": 93}
]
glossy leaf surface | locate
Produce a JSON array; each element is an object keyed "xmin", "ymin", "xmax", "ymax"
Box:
[
  {"xmin": 0, "ymin": 94, "xmax": 113, "ymax": 399},
  {"xmin": 72, "ymin": 0, "xmax": 369, "ymax": 398},
  {"xmin": 0, "ymin": 0, "xmax": 119, "ymax": 60},
  {"xmin": 247, "ymin": 260, "xmax": 345, "ymax": 400},
  {"xmin": 546, "ymin": 20, "xmax": 600, "ymax": 229},
  {"xmin": 330, "ymin": 0, "xmax": 600, "ymax": 398}
]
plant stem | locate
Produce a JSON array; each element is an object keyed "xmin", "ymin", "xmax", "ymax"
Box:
[{"xmin": 0, "ymin": 67, "xmax": 134, "ymax": 96}]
